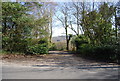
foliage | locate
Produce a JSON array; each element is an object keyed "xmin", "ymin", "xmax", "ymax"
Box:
[
  {"xmin": 38, "ymin": 38, "xmax": 48, "ymax": 44},
  {"xmin": 2, "ymin": 2, "xmax": 50, "ymax": 54},
  {"xmin": 70, "ymin": 2, "xmax": 119, "ymax": 63},
  {"xmin": 73, "ymin": 36, "xmax": 119, "ymax": 62},
  {"xmin": 82, "ymin": 11, "xmax": 113, "ymax": 45},
  {"xmin": 27, "ymin": 44, "xmax": 48, "ymax": 54},
  {"xmin": 49, "ymin": 43, "xmax": 57, "ymax": 51},
  {"xmin": 26, "ymin": 38, "xmax": 49, "ymax": 54},
  {"xmin": 77, "ymin": 44, "xmax": 118, "ymax": 62},
  {"xmin": 2, "ymin": 2, "xmax": 32, "ymax": 53},
  {"xmin": 73, "ymin": 35, "xmax": 88, "ymax": 50},
  {"xmin": 2, "ymin": 36, "xmax": 27, "ymax": 53}
]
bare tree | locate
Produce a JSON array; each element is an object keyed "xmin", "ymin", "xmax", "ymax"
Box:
[
  {"xmin": 47, "ymin": 2, "xmax": 57, "ymax": 43},
  {"xmin": 68, "ymin": 1, "xmax": 90, "ymax": 36},
  {"xmin": 55, "ymin": 3, "xmax": 70, "ymax": 50}
]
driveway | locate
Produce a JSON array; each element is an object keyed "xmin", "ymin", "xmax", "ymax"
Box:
[{"xmin": 1, "ymin": 51, "xmax": 120, "ymax": 79}]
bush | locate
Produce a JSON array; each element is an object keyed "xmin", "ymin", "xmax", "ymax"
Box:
[
  {"xmin": 2, "ymin": 36, "xmax": 28, "ymax": 53},
  {"xmin": 73, "ymin": 36, "xmax": 88, "ymax": 50},
  {"xmin": 26, "ymin": 38, "xmax": 49, "ymax": 54},
  {"xmin": 49, "ymin": 43, "xmax": 57, "ymax": 51},
  {"xmin": 38, "ymin": 38, "xmax": 48, "ymax": 44},
  {"xmin": 94, "ymin": 45, "xmax": 117, "ymax": 61},
  {"xmin": 2, "ymin": 36, "xmax": 49, "ymax": 55},
  {"xmin": 77, "ymin": 44, "xmax": 118, "ymax": 62},
  {"xmin": 27, "ymin": 44, "xmax": 48, "ymax": 54}
]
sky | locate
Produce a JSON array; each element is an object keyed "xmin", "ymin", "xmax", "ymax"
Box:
[{"xmin": 52, "ymin": 25, "xmax": 78, "ymax": 37}]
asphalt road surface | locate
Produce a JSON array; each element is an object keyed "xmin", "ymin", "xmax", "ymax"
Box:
[{"xmin": 1, "ymin": 51, "xmax": 120, "ymax": 79}]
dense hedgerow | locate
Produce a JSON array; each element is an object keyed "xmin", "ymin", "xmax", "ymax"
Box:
[
  {"xmin": 73, "ymin": 36, "xmax": 119, "ymax": 63},
  {"xmin": 77, "ymin": 44, "xmax": 118, "ymax": 62}
]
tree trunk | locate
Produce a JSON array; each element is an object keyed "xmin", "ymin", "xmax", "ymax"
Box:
[
  {"xmin": 66, "ymin": 39, "xmax": 69, "ymax": 50},
  {"xmin": 49, "ymin": 16, "xmax": 52, "ymax": 43},
  {"xmin": 76, "ymin": 2, "xmax": 79, "ymax": 35},
  {"xmin": 93, "ymin": 0, "xmax": 94, "ymax": 11},
  {"xmin": 115, "ymin": 7, "xmax": 118, "ymax": 40},
  {"xmin": 65, "ymin": 16, "xmax": 69, "ymax": 50},
  {"xmin": 65, "ymin": 27, "xmax": 69, "ymax": 50}
]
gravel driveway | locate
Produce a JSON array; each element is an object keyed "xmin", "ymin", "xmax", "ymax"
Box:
[{"xmin": 1, "ymin": 51, "xmax": 120, "ymax": 79}]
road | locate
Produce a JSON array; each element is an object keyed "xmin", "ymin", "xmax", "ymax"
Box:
[{"xmin": 1, "ymin": 51, "xmax": 120, "ymax": 79}]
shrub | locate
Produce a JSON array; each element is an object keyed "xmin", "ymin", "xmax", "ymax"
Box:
[
  {"xmin": 38, "ymin": 38, "xmax": 48, "ymax": 44},
  {"xmin": 26, "ymin": 38, "xmax": 49, "ymax": 54},
  {"xmin": 77, "ymin": 44, "xmax": 117, "ymax": 62},
  {"xmin": 74, "ymin": 36, "xmax": 88, "ymax": 50},
  {"xmin": 2, "ymin": 36, "xmax": 28, "ymax": 53},
  {"xmin": 27, "ymin": 44, "xmax": 48, "ymax": 54},
  {"xmin": 49, "ymin": 43, "xmax": 57, "ymax": 51}
]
